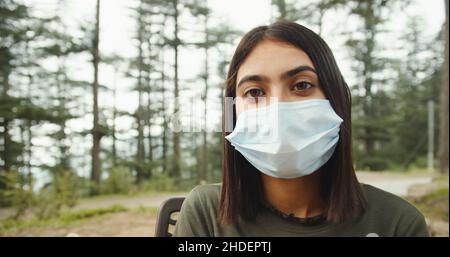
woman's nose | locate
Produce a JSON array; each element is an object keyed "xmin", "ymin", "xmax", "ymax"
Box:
[{"xmin": 266, "ymin": 85, "xmax": 293, "ymax": 102}]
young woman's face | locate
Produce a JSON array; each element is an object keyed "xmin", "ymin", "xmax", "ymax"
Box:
[{"xmin": 235, "ymin": 39, "xmax": 326, "ymax": 116}]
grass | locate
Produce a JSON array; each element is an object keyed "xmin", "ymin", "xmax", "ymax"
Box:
[
  {"xmin": 408, "ymin": 181, "xmax": 449, "ymax": 222},
  {"xmin": 78, "ymin": 189, "xmax": 188, "ymax": 204},
  {"xmin": 416, "ymin": 188, "xmax": 449, "ymax": 221},
  {"xmin": 58, "ymin": 204, "xmax": 128, "ymax": 223},
  {"xmin": 359, "ymin": 170, "xmax": 449, "ymax": 224},
  {"xmin": 433, "ymin": 174, "xmax": 449, "ymax": 183},
  {"xmin": 136, "ymin": 205, "xmax": 159, "ymax": 216},
  {"xmin": 0, "ymin": 204, "xmax": 129, "ymax": 235},
  {"xmin": 0, "ymin": 186, "xmax": 183, "ymax": 235}
]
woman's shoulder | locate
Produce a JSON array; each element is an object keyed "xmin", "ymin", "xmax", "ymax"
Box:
[
  {"xmin": 190, "ymin": 183, "xmax": 222, "ymax": 196},
  {"xmin": 173, "ymin": 183, "xmax": 222, "ymax": 236},
  {"xmin": 361, "ymin": 183, "xmax": 428, "ymax": 236},
  {"xmin": 188, "ymin": 183, "xmax": 222, "ymax": 200},
  {"xmin": 361, "ymin": 183, "xmax": 420, "ymax": 212},
  {"xmin": 182, "ymin": 183, "xmax": 222, "ymax": 211}
]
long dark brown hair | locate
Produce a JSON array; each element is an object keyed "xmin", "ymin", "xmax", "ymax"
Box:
[{"xmin": 219, "ymin": 21, "xmax": 367, "ymax": 225}]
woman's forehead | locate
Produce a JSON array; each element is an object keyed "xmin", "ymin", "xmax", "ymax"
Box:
[{"xmin": 236, "ymin": 39, "xmax": 315, "ymax": 83}]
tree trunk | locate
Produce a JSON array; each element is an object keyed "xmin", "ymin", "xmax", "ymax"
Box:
[
  {"xmin": 57, "ymin": 56, "xmax": 70, "ymax": 170},
  {"xmin": 362, "ymin": 2, "xmax": 376, "ymax": 160},
  {"xmin": 90, "ymin": 0, "xmax": 102, "ymax": 191},
  {"xmin": 200, "ymin": 10, "xmax": 209, "ymax": 182},
  {"xmin": 112, "ymin": 66, "xmax": 117, "ymax": 166},
  {"xmin": 171, "ymin": 0, "xmax": 181, "ymax": 179},
  {"xmin": 2, "ymin": 70, "xmax": 11, "ymax": 173},
  {"xmin": 25, "ymin": 40, "xmax": 33, "ymax": 185},
  {"xmin": 439, "ymin": 0, "xmax": 449, "ymax": 174},
  {"xmin": 160, "ymin": 49, "xmax": 168, "ymax": 173},
  {"xmin": 145, "ymin": 22, "xmax": 154, "ymax": 178},
  {"xmin": 145, "ymin": 86, "xmax": 154, "ymax": 173},
  {"xmin": 136, "ymin": 1, "xmax": 145, "ymax": 183}
]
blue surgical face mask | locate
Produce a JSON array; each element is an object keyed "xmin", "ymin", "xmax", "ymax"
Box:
[{"xmin": 224, "ymin": 99, "xmax": 343, "ymax": 179}]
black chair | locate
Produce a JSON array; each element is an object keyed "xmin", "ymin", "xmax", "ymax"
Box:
[{"xmin": 154, "ymin": 197, "xmax": 185, "ymax": 237}]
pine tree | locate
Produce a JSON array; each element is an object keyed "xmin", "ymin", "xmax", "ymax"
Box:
[
  {"xmin": 438, "ymin": 0, "xmax": 449, "ymax": 174},
  {"xmin": 345, "ymin": 0, "xmax": 408, "ymax": 170},
  {"xmin": 90, "ymin": 0, "xmax": 103, "ymax": 193}
]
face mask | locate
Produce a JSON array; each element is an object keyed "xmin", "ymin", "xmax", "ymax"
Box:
[{"xmin": 224, "ymin": 99, "xmax": 343, "ymax": 179}]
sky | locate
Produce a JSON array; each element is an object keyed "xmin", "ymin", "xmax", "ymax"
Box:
[{"xmin": 23, "ymin": 0, "xmax": 446, "ymax": 183}]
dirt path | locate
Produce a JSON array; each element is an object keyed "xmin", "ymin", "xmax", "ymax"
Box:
[
  {"xmin": 0, "ymin": 192, "xmax": 188, "ymax": 237},
  {"xmin": 1, "ymin": 209, "xmax": 159, "ymax": 237},
  {"xmin": 356, "ymin": 171, "xmax": 434, "ymax": 196},
  {"xmin": 73, "ymin": 192, "xmax": 188, "ymax": 211}
]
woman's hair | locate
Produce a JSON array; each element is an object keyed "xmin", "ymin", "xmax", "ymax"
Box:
[{"xmin": 219, "ymin": 21, "xmax": 367, "ymax": 225}]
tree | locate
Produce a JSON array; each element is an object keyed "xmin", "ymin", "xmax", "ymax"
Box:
[
  {"xmin": 271, "ymin": 0, "xmax": 345, "ymax": 35},
  {"xmin": 135, "ymin": 0, "xmax": 146, "ymax": 183},
  {"xmin": 0, "ymin": 1, "xmax": 56, "ymax": 190},
  {"xmin": 186, "ymin": 0, "xmax": 211, "ymax": 182},
  {"xmin": 438, "ymin": 0, "xmax": 449, "ymax": 174},
  {"xmin": 90, "ymin": 0, "xmax": 103, "ymax": 193},
  {"xmin": 102, "ymin": 54, "xmax": 125, "ymax": 167},
  {"xmin": 388, "ymin": 16, "xmax": 443, "ymax": 169},
  {"xmin": 0, "ymin": 0, "xmax": 30, "ymax": 175},
  {"xmin": 170, "ymin": 0, "xmax": 181, "ymax": 179},
  {"xmin": 345, "ymin": 0, "xmax": 408, "ymax": 170},
  {"xmin": 37, "ymin": 3, "xmax": 89, "ymax": 174}
]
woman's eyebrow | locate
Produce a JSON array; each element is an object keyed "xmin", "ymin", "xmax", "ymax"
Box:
[
  {"xmin": 237, "ymin": 65, "xmax": 316, "ymax": 88},
  {"xmin": 280, "ymin": 65, "xmax": 316, "ymax": 80},
  {"xmin": 237, "ymin": 74, "xmax": 269, "ymax": 88}
]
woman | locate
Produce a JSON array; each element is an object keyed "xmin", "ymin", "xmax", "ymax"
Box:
[{"xmin": 173, "ymin": 21, "xmax": 428, "ymax": 237}]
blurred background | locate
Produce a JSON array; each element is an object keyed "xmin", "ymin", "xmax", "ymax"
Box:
[{"xmin": 0, "ymin": 0, "xmax": 448, "ymax": 236}]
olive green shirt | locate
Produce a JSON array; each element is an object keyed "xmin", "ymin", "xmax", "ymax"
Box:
[{"xmin": 173, "ymin": 183, "xmax": 429, "ymax": 237}]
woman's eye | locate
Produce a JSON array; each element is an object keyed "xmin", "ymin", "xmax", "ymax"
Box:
[
  {"xmin": 292, "ymin": 81, "xmax": 313, "ymax": 92},
  {"xmin": 244, "ymin": 88, "xmax": 265, "ymax": 98}
]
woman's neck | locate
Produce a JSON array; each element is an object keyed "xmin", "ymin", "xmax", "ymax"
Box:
[{"xmin": 261, "ymin": 170, "xmax": 325, "ymax": 218}]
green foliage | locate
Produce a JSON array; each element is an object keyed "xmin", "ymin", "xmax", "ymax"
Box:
[
  {"xmin": 0, "ymin": 169, "xmax": 82, "ymax": 220},
  {"xmin": 0, "ymin": 171, "xmax": 34, "ymax": 218},
  {"xmin": 0, "ymin": 204, "xmax": 128, "ymax": 234},
  {"xmin": 0, "ymin": 0, "xmax": 33, "ymax": 173},
  {"xmin": 34, "ymin": 170, "xmax": 81, "ymax": 219},
  {"xmin": 346, "ymin": 1, "xmax": 443, "ymax": 171},
  {"xmin": 100, "ymin": 166, "xmax": 135, "ymax": 195},
  {"xmin": 58, "ymin": 204, "xmax": 127, "ymax": 223},
  {"xmin": 139, "ymin": 174, "xmax": 197, "ymax": 192},
  {"xmin": 136, "ymin": 205, "xmax": 158, "ymax": 216},
  {"xmin": 410, "ymin": 187, "xmax": 449, "ymax": 221}
]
